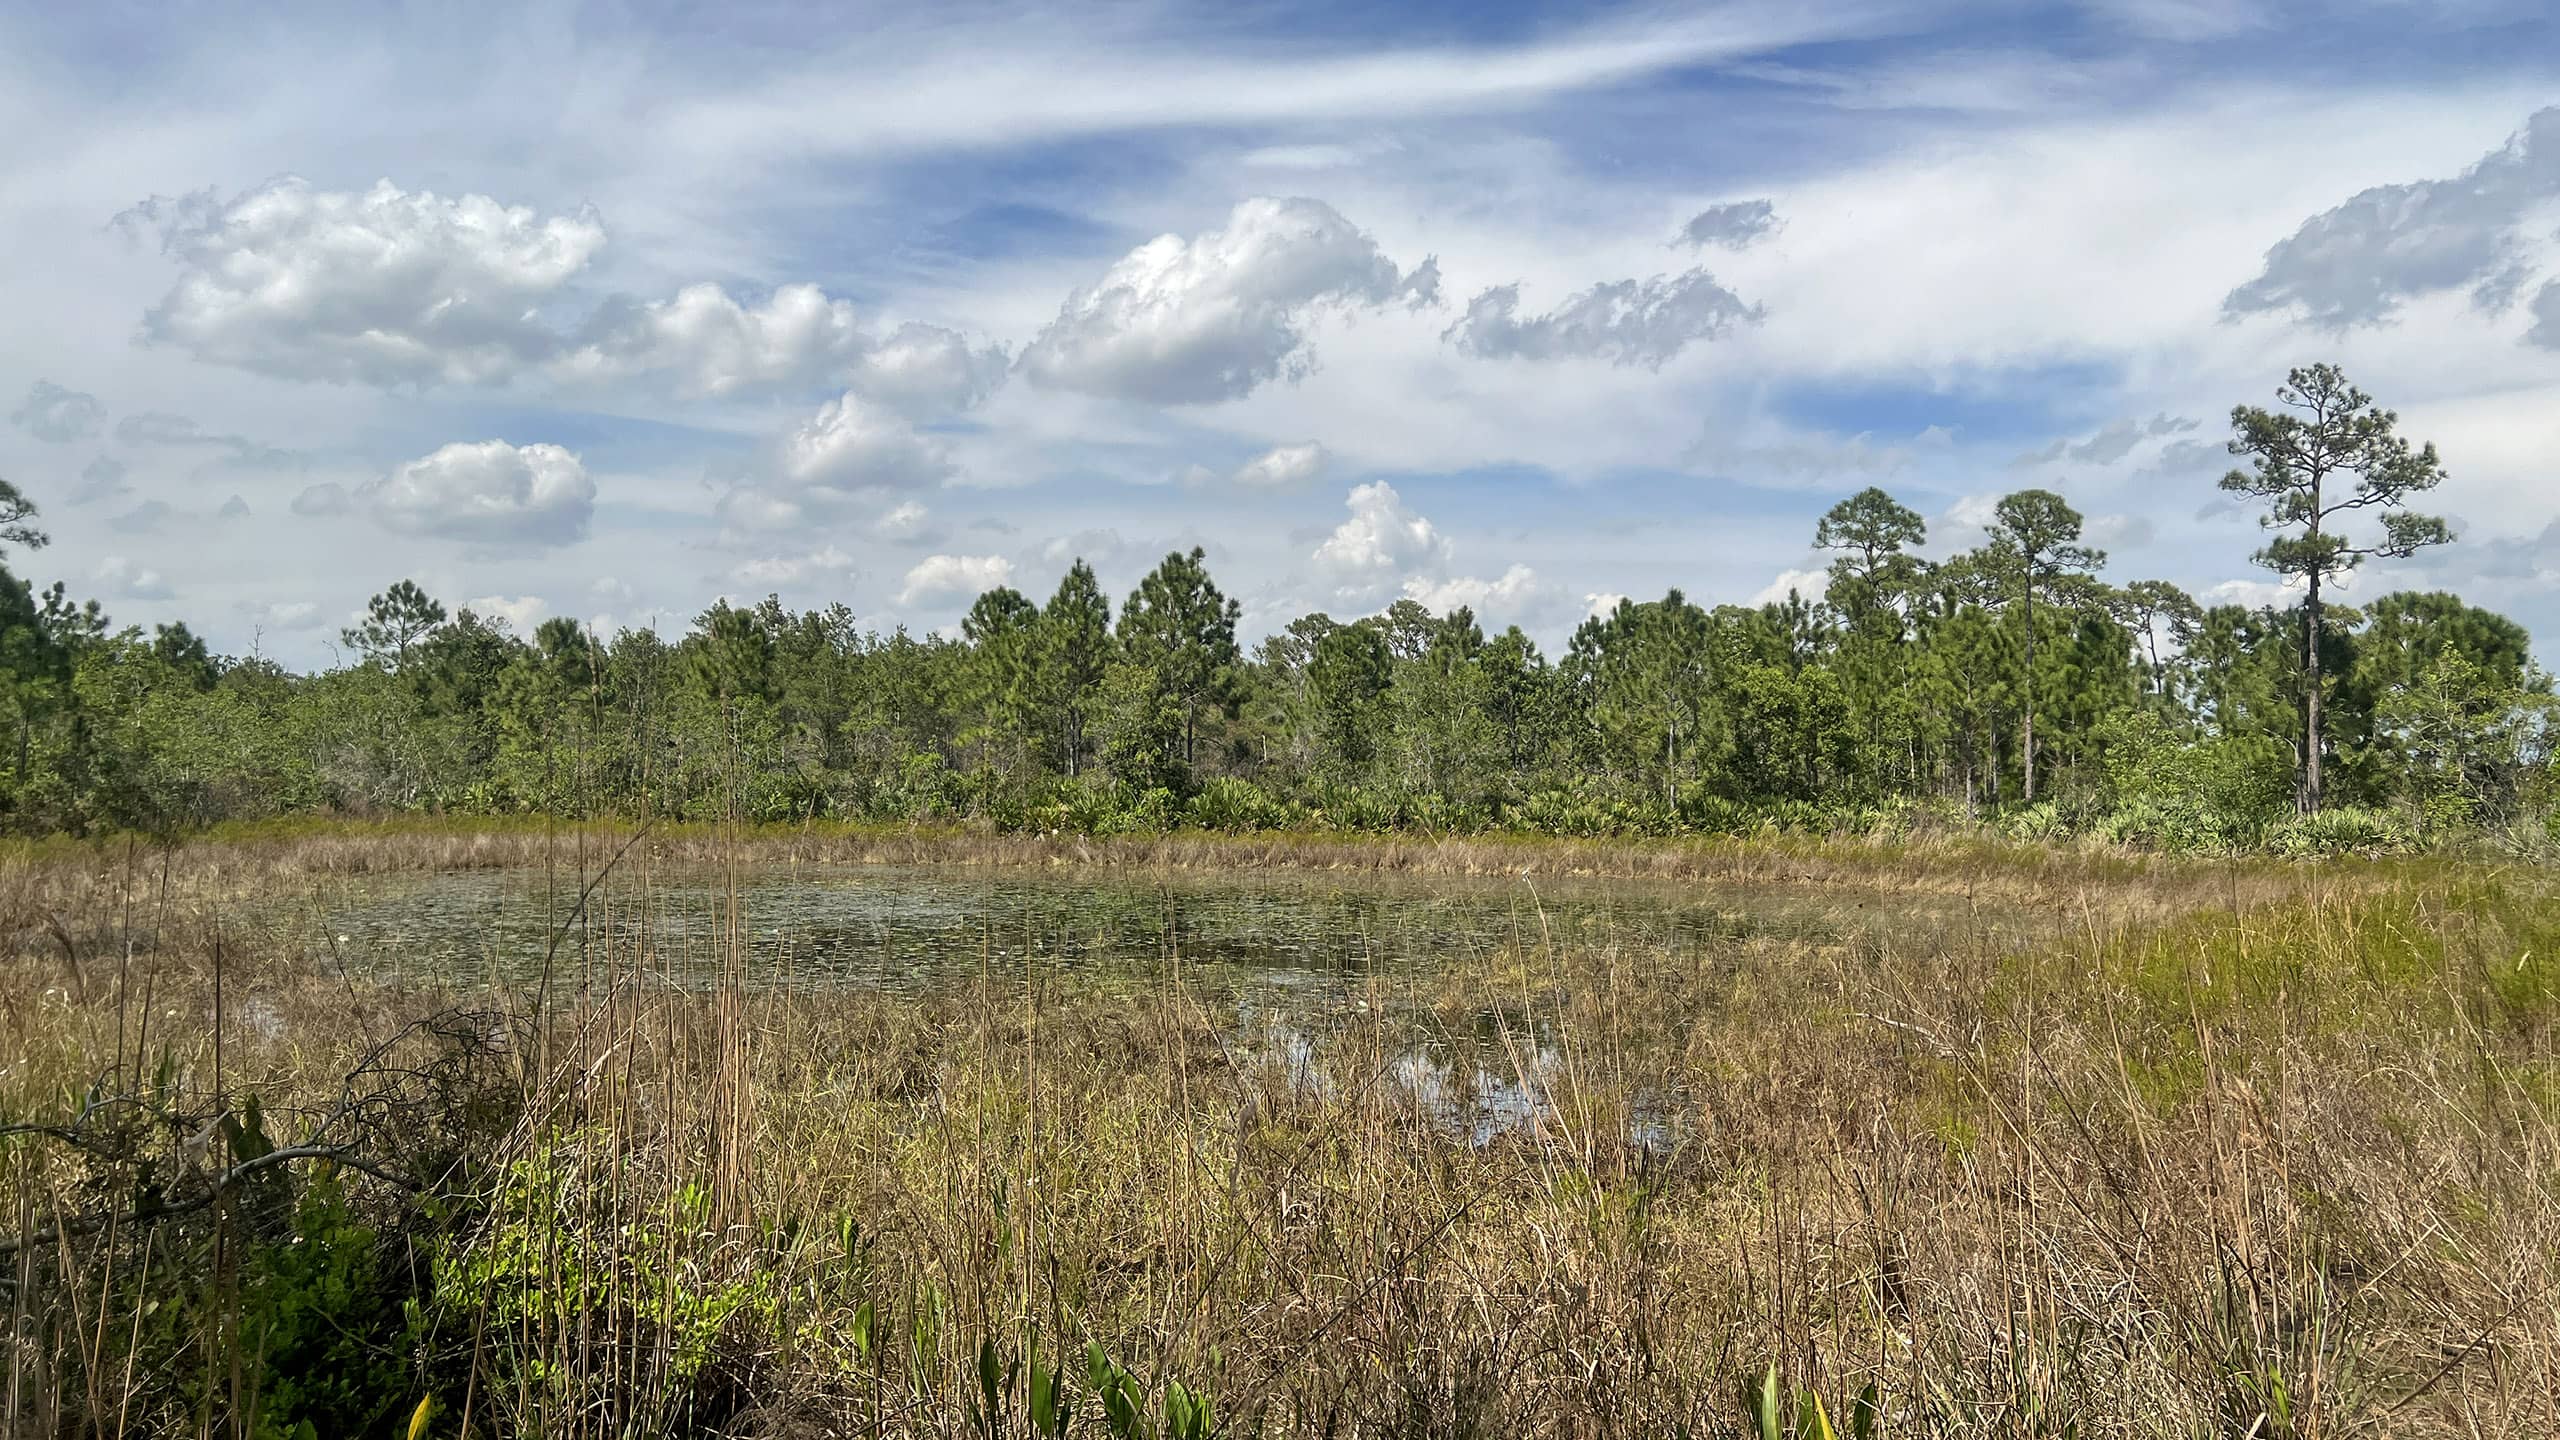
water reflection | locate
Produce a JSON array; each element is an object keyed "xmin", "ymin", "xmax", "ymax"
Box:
[
  {"xmin": 274, "ymin": 861, "xmax": 1965, "ymax": 1145},
  {"xmin": 290, "ymin": 862, "xmax": 1871, "ymax": 1000}
]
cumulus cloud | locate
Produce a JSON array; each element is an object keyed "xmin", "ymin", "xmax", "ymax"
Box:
[
  {"xmin": 1676, "ymin": 199, "xmax": 1779, "ymax": 250},
  {"xmin": 363, "ymin": 440, "xmax": 596, "ymax": 547},
  {"xmin": 1584, "ymin": 592, "xmax": 1629, "ymax": 620},
  {"xmin": 1747, "ymin": 566, "xmax": 1830, "ymax": 607},
  {"xmin": 2015, "ymin": 412, "xmax": 2198, "ymax": 467},
  {"xmin": 850, "ymin": 323, "xmax": 1008, "ymax": 416},
  {"xmin": 898, "ymin": 553, "xmax": 1013, "ymax": 605},
  {"xmin": 93, "ymin": 556, "xmax": 172, "ymax": 601},
  {"xmin": 1401, "ymin": 563, "xmax": 1548, "ymax": 616},
  {"xmin": 1444, "ymin": 267, "xmax": 1762, "ymax": 367},
  {"xmin": 1019, "ymin": 196, "xmax": 1435, "ymax": 404},
  {"xmin": 464, "ymin": 594, "xmax": 549, "ymax": 633},
  {"xmin": 782, "ymin": 392, "xmax": 952, "ymax": 491},
  {"xmin": 243, "ymin": 600, "xmax": 323, "ymax": 632},
  {"xmin": 121, "ymin": 177, "xmax": 607, "ymax": 385},
  {"xmin": 115, "ymin": 176, "xmax": 1011, "ymax": 408},
  {"xmin": 1230, "ymin": 441, "xmax": 1329, "ymax": 489},
  {"xmin": 69, "ymin": 456, "xmax": 130, "ymax": 506},
  {"xmin": 719, "ymin": 393, "xmax": 954, "ymax": 534},
  {"xmin": 877, "ymin": 499, "xmax": 932, "ymax": 541},
  {"xmin": 1313, "ymin": 481, "xmax": 1453, "ymax": 604},
  {"xmin": 2208, "ymin": 577, "xmax": 2303, "ymax": 609},
  {"xmin": 2085, "ymin": 513, "xmax": 2158, "ymax": 549},
  {"xmin": 564, "ymin": 282, "xmax": 865, "ymax": 396},
  {"xmin": 733, "ymin": 546, "xmax": 859, "ymax": 588},
  {"xmin": 2223, "ymin": 106, "xmax": 2560, "ymax": 330},
  {"xmin": 1038, "ymin": 527, "xmax": 1140, "ymax": 570},
  {"xmin": 11, "ymin": 381, "xmax": 105, "ymax": 443}
]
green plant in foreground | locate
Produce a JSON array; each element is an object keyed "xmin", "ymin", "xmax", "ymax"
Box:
[
  {"xmin": 1746, "ymin": 1365, "xmax": 1878, "ymax": 1440},
  {"xmin": 1090, "ymin": 1343, "xmax": 1219, "ymax": 1440}
]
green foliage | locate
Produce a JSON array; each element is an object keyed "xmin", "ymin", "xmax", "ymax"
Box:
[
  {"xmin": 0, "ymin": 366, "xmax": 2531, "ymax": 850},
  {"xmin": 2266, "ymin": 806, "xmax": 2419, "ymax": 857},
  {"xmin": 341, "ymin": 580, "xmax": 449, "ymax": 669},
  {"xmin": 1185, "ymin": 775, "xmax": 1290, "ymax": 832},
  {"xmin": 2097, "ymin": 710, "xmax": 2294, "ymax": 851}
]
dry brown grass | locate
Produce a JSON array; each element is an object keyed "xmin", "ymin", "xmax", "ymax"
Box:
[{"xmin": 5, "ymin": 827, "xmax": 2555, "ymax": 1437}]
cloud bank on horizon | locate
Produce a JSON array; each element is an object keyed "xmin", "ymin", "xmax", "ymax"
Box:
[{"xmin": 2, "ymin": 0, "xmax": 2558, "ymax": 662}]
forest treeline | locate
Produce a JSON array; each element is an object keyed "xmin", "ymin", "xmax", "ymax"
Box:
[{"xmin": 1, "ymin": 364, "xmax": 2548, "ymax": 852}]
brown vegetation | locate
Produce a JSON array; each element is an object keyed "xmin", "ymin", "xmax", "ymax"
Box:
[{"xmin": 4, "ymin": 826, "xmax": 2554, "ymax": 1436}]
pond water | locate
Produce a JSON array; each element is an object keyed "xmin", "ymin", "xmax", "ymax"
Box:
[
  {"xmin": 262, "ymin": 859, "xmax": 1996, "ymax": 1144},
  {"xmin": 280, "ymin": 860, "xmax": 1948, "ymax": 1001}
]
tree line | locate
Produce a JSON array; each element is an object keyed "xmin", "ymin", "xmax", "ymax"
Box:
[{"xmin": 0, "ymin": 364, "xmax": 2547, "ymax": 850}]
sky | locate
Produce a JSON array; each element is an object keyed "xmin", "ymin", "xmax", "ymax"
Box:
[{"xmin": 2, "ymin": 0, "xmax": 2557, "ymax": 667}]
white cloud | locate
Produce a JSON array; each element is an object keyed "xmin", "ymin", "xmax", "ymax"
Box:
[
  {"xmin": 2207, "ymin": 578, "xmax": 2297, "ymax": 609},
  {"xmin": 465, "ymin": 594, "xmax": 549, "ymax": 633},
  {"xmin": 1230, "ymin": 441, "xmax": 1329, "ymax": 489},
  {"xmin": 121, "ymin": 177, "xmax": 606, "ymax": 385},
  {"xmin": 93, "ymin": 556, "xmax": 172, "ymax": 601},
  {"xmin": 1445, "ymin": 268, "xmax": 1761, "ymax": 367},
  {"xmin": 1401, "ymin": 563, "xmax": 1547, "ymax": 615},
  {"xmin": 1039, "ymin": 527, "xmax": 1140, "ymax": 570},
  {"xmin": 1313, "ymin": 480, "xmax": 1452, "ymax": 604},
  {"xmin": 2087, "ymin": 0, "xmax": 2270, "ymax": 42},
  {"xmin": 1584, "ymin": 592, "xmax": 1628, "ymax": 620},
  {"xmin": 11, "ymin": 380, "xmax": 104, "ymax": 442},
  {"xmin": 780, "ymin": 392, "xmax": 952, "ymax": 491},
  {"xmin": 877, "ymin": 499, "xmax": 932, "ymax": 541},
  {"xmin": 1240, "ymin": 140, "xmax": 1401, "ymax": 170},
  {"xmin": 1019, "ymin": 196, "xmax": 1435, "ymax": 404},
  {"xmin": 1689, "ymin": 425, "xmax": 1952, "ymax": 490},
  {"xmin": 364, "ymin": 440, "xmax": 596, "ymax": 547},
  {"xmin": 562, "ymin": 282, "xmax": 866, "ymax": 397},
  {"xmin": 1748, "ymin": 566, "xmax": 1830, "ymax": 607},
  {"xmin": 2015, "ymin": 413, "xmax": 2199, "ymax": 467},
  {"xmin": 656, "ymin": 7, "xmax": 1880, "ymax": 164},
  {"xmin": 243, "ymin": 600, "xmax": 323, "ymax": 632},
  {"xmin": 851, "ymin": 323, "xmax": 1008, "ymax": 416},
  {"xmin": 720, "ymin": 393, "xmax": 954, "ymax": 535},
  {"xmin": 2085, "ymin": 513, "xmax": 2157, "ymax": 549},
  {"xmin": 898, "ymin": 553, "xmax": 1013, "ymax": 605},
  {"xmin": 734, "ymin": 546, "xmax": 858, "ymax": 588}
]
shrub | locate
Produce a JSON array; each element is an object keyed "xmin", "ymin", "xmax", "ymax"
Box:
[
  {"xmin": 1185, "ymin": 775, "xmax": 1286, "ymax": 833},
  {"xmin": 2267, "ymin": 805, "xmax": 2420, "ymax": 858},
  {"xmin": 2096, "ymin": 712, "xmax": 2295, "ymax": 852}
]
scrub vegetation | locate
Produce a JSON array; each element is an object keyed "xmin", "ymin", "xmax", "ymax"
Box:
[
  {"xmin": 6, "ymin": 830, "xmax": 2559, "ymax": 1437},
  {"xmin": 0, "ymin": 369, "xmax": 2542, "ymax": 861},
  {"xmin": 3, "ymin": 362, "xmax": 2554, "ymax": 1437}
]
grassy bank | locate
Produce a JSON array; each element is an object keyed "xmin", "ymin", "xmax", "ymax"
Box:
[
  {"xmin": 5, "ymin": 830, "xmax": 2555, "ymax": 1436},
  {"xmin": 3, "ymin": 808, "xmax": 2345, "ymax": 909}
]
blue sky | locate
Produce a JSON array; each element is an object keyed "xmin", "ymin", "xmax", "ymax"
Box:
[{"xmin": 2, "ymin": 0, "xmax": 2557, "ymax": 664}]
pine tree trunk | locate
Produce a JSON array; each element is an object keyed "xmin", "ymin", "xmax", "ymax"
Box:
[
  {"xmin": 2021, "ymin": 581, "xmax": 2038, "ymax": 805},
  {"xmin": 2304, "ymin": 568, "xmax": 2324, "ymax": 813}
]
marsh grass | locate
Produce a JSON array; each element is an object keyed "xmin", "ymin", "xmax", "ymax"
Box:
[{"xmin": 4, "ymin": 826, "xmax": 2556, "ymax": 1436}]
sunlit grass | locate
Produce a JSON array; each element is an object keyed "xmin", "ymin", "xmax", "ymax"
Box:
[{"xmin": 5, "ymin": 829, "xmax": 2551, "ymax": 1436}]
